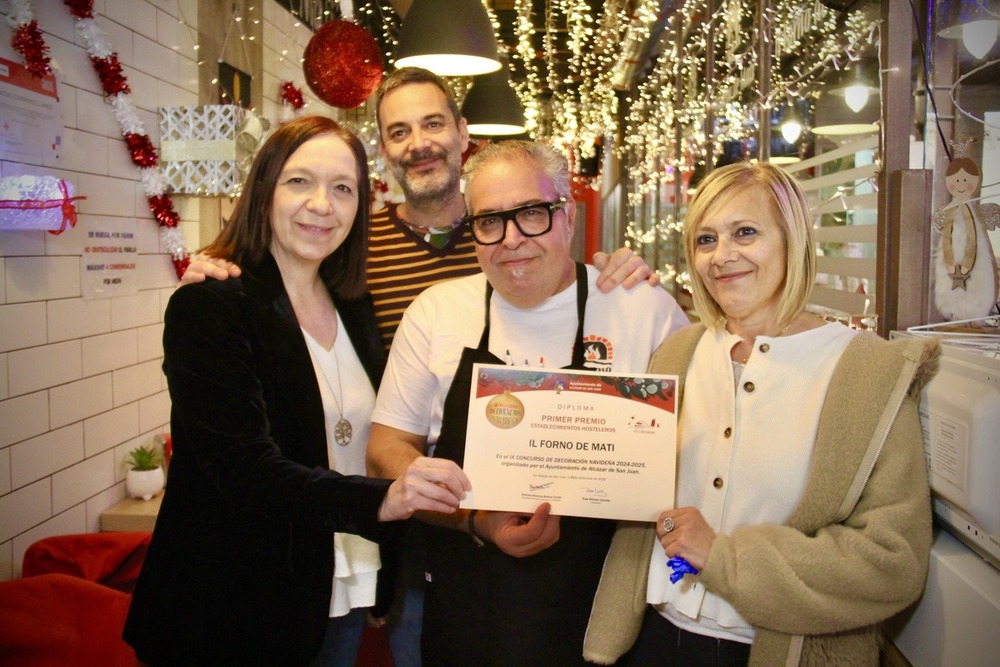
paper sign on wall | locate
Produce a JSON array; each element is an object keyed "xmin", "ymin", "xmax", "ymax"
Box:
[
  {"xmin": 0, "ymin": 56, "xmax": 62, "ymax": 163},
  {"xmin": 81, "ymin": 220, "xmax": 138, "ymax": 298}
]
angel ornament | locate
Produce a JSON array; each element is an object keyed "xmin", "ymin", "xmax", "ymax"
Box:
[{"xmin": 932, "ymin": 153, "xmax": 1000, "ymax": 321}]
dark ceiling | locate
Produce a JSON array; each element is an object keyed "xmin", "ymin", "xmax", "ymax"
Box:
[{"xmin": 349, "ymin": 0, "xmax": 616, "ymax": 95}]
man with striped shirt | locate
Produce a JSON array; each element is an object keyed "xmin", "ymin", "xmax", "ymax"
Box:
[{"xmin": 364, "ymin": 66, "xmax": 480, "ymax": 350}]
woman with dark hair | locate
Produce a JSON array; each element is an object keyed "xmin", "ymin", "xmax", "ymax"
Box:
[{"xmin": 123, "ymin": 116, "xmax": 469, "ymax": 666}]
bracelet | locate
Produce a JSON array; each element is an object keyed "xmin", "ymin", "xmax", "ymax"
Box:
[{"xmin": 467, "ymin": 509, "xmax": 486, "ymax": 547}]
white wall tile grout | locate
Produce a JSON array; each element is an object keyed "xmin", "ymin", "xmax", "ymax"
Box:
[{"xmin": 0, "ymin": 0, "xmax": 352, "ymax": 580}]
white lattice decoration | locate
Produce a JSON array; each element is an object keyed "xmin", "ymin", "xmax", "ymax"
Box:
[{"xmin": 159, "ymin": 105, "xmax": 247, "ymax": 197}]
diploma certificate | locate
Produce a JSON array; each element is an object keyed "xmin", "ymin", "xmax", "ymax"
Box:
[{"xmin": 459, "ymin": 364, "xmax": 677, "ymax": 521}]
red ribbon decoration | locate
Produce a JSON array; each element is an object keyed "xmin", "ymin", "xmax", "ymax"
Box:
[{"xmin": 0, "ymin": 180, "xmax": 87, "ymax": 235}]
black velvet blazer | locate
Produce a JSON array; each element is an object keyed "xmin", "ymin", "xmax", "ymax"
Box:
[{"xmin": 124, "ymin": 252, "xmax": 389, "ymax": 666}]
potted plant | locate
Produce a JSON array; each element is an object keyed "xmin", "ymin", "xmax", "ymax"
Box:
[{"xmin": 125, "ymin": 443, "xmax": 165, "ymax": 501}]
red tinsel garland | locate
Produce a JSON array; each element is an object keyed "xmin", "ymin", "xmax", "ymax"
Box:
[
  {"xmin": 90, "ymin": 54, "xmax": 131, "ymax": 97},
  {"xmin": 12, "ymin": 0, "xmax": 190, "ymax": 278},
  {"xmin": 280, "ymin": 81, "xmax": 305, "ymax": 110},
  {"xmin": 58, "ymin": 0, "xmax": 187, "ymax": 279},
  {"xmin": 124, "ymin": 134, "xmax": 159, "ymax": 169},
  {"xmin": 11, "ymin": 20, "xmax": 51, "ymax": 77},
  {"xmin": 148, "ymin": 195, "xmax": 180, "ymax": 228},
  {"xmin": 64, "ymin": 0, "xmax": 94, "ymax": 19}
]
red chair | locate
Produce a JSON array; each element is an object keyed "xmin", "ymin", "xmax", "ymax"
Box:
[
  {"xmin": 20, "ymin": 531, "xmax": 151, "ymax": 593},
  {"xmin": 0, "ymin": 532, "xmax": 151, "ymax": 667}
]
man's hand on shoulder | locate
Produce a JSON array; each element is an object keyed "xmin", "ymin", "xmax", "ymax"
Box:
[
  {"xmin": 592, "ymin": 247, "xmax": 659, "ymax": 293},
  {"xmin": 177, "ymin": 252, "xmax": 242, "ymax": 287}
]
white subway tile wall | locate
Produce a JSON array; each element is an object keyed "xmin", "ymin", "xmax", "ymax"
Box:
[
  {"xmin": 0, "ymin": 0, "xmax": 333, "ymax": 579},
  {"xmin": 84, "ymin": 403, "xmax": 140, "ymax": 459},
  {"xmin": 0, "ymin": 392, "xmax": 48, "ymax": 449},
  {"xmin": 0, "ymin": 0, "xmax": 327, "ymax": 581},
  {"xmin": 11, "ymin": 424, "xmax": 85, "ymax": 494}
]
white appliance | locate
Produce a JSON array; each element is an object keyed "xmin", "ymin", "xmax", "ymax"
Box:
[
  {"xmin": 893, "ymin": 330, "xmax": 1000, "ymax": 565},
  {"xmin": 887, "ymin": 330, "xmax": 1000, "ymax": 665},
  {"xmin": 885, "ymin": 528, "xmax": 1000, "ymax": 666}
]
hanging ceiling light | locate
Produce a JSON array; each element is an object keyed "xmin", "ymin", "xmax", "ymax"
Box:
[
  {"xmin": 780, "ymin": 118, "xmax": 803, "ymax": 144},
  {"xmin": 842, "ymin": 83, "xmax": 871, "ymax": 113},
  {"xmin": 770, "ymin": 103, "xmax": 804, "ymax": 165},
  {"xmin": 813, "ymin": 88, "xmax": 878, "ymax": 137},
  {"xmin": 831, "ymin": 65, "xmax": 877, "ymax": 114},
  {"xmin": 394, "ymin": 0, "xmax": 502, "ymax": 77},
  {"xmin": 780, "ymin": 104, "xmax": 804, "ymax": 145},
  {"xmin": 939, "ymin": 17, "xmax": 1000, "ymax": 60},
  {"xmin": 461, "ymin": 61, "xmax": 526, "ymax": 136}
]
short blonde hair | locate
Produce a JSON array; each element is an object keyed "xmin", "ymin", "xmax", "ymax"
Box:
[{"xmin": 683, "ymin": 161, "xmax": 815, "ymax": 330}]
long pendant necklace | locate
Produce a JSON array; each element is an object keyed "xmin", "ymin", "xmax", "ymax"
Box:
[{"xmin": 329, "ymin": 345, "xmax": 352, "ymax": 447}]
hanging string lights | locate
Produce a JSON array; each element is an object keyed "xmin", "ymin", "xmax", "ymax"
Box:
[
  {"xmin": 156, "ymin": 0, "xmax": 879, "ymax": 286},
  {"xmin": 616, "ymin": 0, "xmax": 879, "ymax": 287}
]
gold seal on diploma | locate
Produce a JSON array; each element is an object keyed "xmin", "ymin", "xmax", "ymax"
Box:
[{"xmin": 485, "ymin": 389, "xmax": 524, "ymax": 429}]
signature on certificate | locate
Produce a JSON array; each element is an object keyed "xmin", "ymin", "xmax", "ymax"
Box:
[
  {"xmin": 584, "ymin": 488, "xmax": 607, "ymax": 497},
  {"xmin": 529, "ymin": 482, "xmax": 554, "ymax": 491}
]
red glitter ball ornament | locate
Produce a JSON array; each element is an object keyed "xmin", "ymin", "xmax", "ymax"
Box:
[{"xmin": 303, "ymin": 21, "xmax": 383, "ymax": 109}]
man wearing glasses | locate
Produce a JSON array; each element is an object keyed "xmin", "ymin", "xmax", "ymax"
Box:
[
  {"xmin": 178, "ymin": 67, "xmax": 664, "ymax": 666},
  {"xmin": 367, "ymin": 140, "xmax": 688, "ymax": 665}
]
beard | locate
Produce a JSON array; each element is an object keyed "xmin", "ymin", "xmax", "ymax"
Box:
[{"xmin": 388, "ymin": 147, "xmax": 462, "ymax": 207}]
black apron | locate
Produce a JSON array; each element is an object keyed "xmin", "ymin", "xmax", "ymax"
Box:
[{"xmin": 422, "ymin": 263, "xmax": 615, "ymax": 666}]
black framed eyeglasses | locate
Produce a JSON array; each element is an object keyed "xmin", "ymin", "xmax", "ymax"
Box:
[{"xmin": 465, "ymin": 199, "xmax": 567, "ymax": 245}]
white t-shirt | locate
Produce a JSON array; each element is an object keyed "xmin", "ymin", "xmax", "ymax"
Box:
[
  {"xmin": 647, "ymin": 321, "xmax": 857, "ymax": 643},
  {"xmin": 372, "ymin": 265, "xmax": 689, "ymax": 446},
  {"xmin": 303, "ymin": 311, "xmax": 380, "ymax": 619}
]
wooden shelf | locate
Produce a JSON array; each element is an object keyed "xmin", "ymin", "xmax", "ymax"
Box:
[{"xmin": 100, "ymin": 493, "xmax": 162, "ymax": 532}]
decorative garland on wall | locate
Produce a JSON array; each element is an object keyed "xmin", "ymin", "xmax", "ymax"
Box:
[
  {"xmin": 280, "ymin": 81, "xmax": 305, "ymax": 110},
  {"xmin": 7, "ymin": 0, "xmax": 189, "ymax": 279},
  {"xmin": 7, "ymin": 1, "xmax": 50, "ymax": 76}
]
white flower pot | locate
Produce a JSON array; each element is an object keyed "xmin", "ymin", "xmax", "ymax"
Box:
[{"xmin": 126, "ymin": 467, "xmax": 164, "ymax": 501}]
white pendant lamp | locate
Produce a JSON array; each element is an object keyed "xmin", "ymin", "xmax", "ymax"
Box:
[{"xmin": 939, "ymin": 17, "xmax": 999, "ymax": 60}]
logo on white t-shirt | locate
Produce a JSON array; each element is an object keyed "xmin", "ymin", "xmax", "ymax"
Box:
[{"xmin": 582, "ymin": 335, "xmax": 613, "ymax": 370}]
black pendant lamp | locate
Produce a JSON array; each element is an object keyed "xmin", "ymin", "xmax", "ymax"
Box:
[
  {"xmin": 395, "ymin": 0, "xmax": 502, "ymax": 77},
  {"xmin": 462, "ymin": 61, "xmax": 526, "ymax": 136}
]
